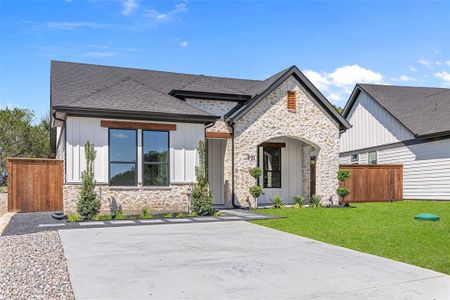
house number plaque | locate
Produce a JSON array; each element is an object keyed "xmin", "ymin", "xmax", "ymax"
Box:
[{"xmin": 245, "ymin": 154, "xmax": 256, "ymax": 161}]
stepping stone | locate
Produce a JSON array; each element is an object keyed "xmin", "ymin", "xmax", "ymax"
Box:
[
  {"xmin": 217, "ymin": 216, "xmax": 243, "ymax": 220},
  {"xmin": 79, "ymin": 221, "xmax": 105, "ymax": 226},
  {"xmin": 39, "ymin": 223, "xmax": 65, "ymax": 227},
  {"xmin": 110, "ymin": 220, "xmax": 135, "ymax": 225},
  {"xmin": 139, "ymin": 219, "xmax": 164, "ymax": 224},
  {"xmin": 166, "ymin": 218, "xmax": 192, "ymax": 223},
  {"xmin": 193, "ymin": 217, "xmax": 219, "ymax": 221}
]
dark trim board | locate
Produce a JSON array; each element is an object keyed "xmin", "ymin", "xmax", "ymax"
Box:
[
  {"xmin": 205, "ymin": 132, "xmax": 232, "ymax": 139},
  {"xmin": 340, "ymin": 135, "xmax": 450, "ymax": 157},
  {"xmin": 169, "ymin": 90, "xmax": 251, "ymax": 102},
  {"xmin": 53, "ymin": 106, "xmax": 219, "ymax": 123}
]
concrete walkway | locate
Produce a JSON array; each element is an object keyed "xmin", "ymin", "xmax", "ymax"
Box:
[{"xmin": 59, "ymin": 221, "xmax": 450, "ymax": 300}]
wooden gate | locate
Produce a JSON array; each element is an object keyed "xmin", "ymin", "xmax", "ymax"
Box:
[
  {"xmin": 339, "ymin": 164, "xmax": 403, "ymax": 202},
  {"xmin": 8, "ymin": 158, "xmax": 64, "ymax": 212}
]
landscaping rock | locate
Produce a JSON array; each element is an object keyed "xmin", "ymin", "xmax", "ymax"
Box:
[{"xmin": 0, "ymin": 231, "xmax": 74, "ymax": 299}]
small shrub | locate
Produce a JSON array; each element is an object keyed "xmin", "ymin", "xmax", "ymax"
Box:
[
  {"xmin": 249, "ymin": 185, "xmax": 263, "ymax": 200},
  {"xmin": 337, "ymin": 169, "xmax": 351, "ymax": 181},
  {"xmin": 310, "ymin": 194, "xmax": 322, "ymax": 208},
  {"xmin": 249, "ymin": 167, "xmax": 262, "ymax": 179},
  {"xmin": 188, "ymin": 212, "xmax": 198, "ymax": 217},
  {"xmin": 114, "ymin": 209, "xmax": 125, "ymax": 220},
  {"xmin": 271, "ymin": 195, "xmax": 285, "ymax": 209},
  {"xmin": 176, "ymin": 213, "xmax": 185, "ymax": 218},
  {"xmin": 292, "ymin": 195, "xmax": 304, "ymax": 207},
  {"xmin": 164, "ymin": 213, "xmax": 174, "ymax": 218},
  {"xmin": 336, "ymin": 187, "xmax": 350, "ymax": 198},
  {"xmin": 67, "ymin": 214, "xmax": 80, "ymax": 222},
  {"xmin": 140, "ymin": 207, "xmax": 153, "ymax": 219},
  {"xmin": 213, "ymin": 210, "xmax": 222, "ymax": 216}
]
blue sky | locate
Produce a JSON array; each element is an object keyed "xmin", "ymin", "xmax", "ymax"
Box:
[{"xmin": 1, "ymin": 0, "xmax": 450, "ymax": 119}]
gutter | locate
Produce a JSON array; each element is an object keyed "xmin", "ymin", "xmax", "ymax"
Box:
[{"xmin": 228, "ymin": 121, "xmax": 241, "ymax": 209}]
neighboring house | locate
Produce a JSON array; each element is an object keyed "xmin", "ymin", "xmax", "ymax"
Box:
[
  {"xmin": 340, "ymin": 84, "xmax": 450, "ymax": 200},
  {"xmin": 51, "ymin": 61, "xmax": 349, "ymax": 214}
]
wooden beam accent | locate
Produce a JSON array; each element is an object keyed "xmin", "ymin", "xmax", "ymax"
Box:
[
  {"xmin": 101, "ymin": 120, "xmax": 176, "ymax": 131},
  {"xmin": 259, "ymin": 142, "xmax": 286, "ymax": 148},
  {"xmin": 205, "ymin": 132, "xmax": 232, "ymax": 139}
]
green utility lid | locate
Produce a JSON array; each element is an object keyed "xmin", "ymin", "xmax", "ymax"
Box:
[{"xmin": 414, "ymin": 213, "xmax": 440, "ymax": 221}]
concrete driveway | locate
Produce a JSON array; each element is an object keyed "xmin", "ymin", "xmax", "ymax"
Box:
[{"xmin": 59, "ymin": 221, "xmax": 450, "ymax": 300}]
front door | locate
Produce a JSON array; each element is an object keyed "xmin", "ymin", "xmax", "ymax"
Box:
[{"xmin": 207, "ymin": 139, "xmax": 225, "ymax": 205}]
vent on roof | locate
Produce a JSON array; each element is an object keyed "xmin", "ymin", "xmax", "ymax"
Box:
[{"xmin": 287, "ymin": 91, "xmax": 296, "ymax": 111}]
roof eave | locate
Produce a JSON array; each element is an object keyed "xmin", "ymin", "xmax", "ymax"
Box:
[
  {"xmin": 169, "ymin": 90, "xmax": 251, "ymax": 102},
  {"xmin": 52, "ymin": 106, "xmax": 219, "ymax": 124}
]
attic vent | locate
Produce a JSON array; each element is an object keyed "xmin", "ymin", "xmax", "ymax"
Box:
[{"xmin": 287, "ymin": 91, "xmax": 296, "ymax": 111}]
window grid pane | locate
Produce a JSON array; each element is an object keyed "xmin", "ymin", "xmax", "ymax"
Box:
[
  {"xmin": 142, "ymin": 130, "xmax": 169, "ymax": 186},
  {"xmin": 263, "ymin": 147, "xmax": 282, "ymax": 188},
  {"xmin": 109, "ymin": 129, "xmax": 137, "ymax": 186}
]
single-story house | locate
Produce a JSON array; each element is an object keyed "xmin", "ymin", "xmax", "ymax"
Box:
[
  {"xmin": 340, "ymin": 84, "xmax": 450, "ymax": 200},
  {"xmin": 50, "ymin": 61, "xmax": 350, "ymax": 214}
]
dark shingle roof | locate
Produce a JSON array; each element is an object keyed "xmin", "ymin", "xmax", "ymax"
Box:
[
  {"xmin": 51, "ymin": 61, "xmax": 350, "ymax": 129},
  {"xmin": 51, "ymin": 61, "xmax": 261, "ymax": 120},
  {"xmin": 345, "ymin": 84, "xmax": 450, "ymax": 137}
]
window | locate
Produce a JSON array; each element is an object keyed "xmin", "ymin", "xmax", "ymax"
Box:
[
  {"xmin": 287, "ymin": 91, "xmax": 296, "ymax": 111},
  {"xmin": 263, "ymin": 147, "xmax": 281, "ymax": 188},
  {"xmin": 351, "ymin": 154, "xmax": 359, "ymax": 164},
  {"xmin": 142, "ymin": 130, "xmax": 169, "ymax": 186},
  {"xmin": 368, "ymin": 151, "xmax": 377, "ymax": 165},
  {"xmin": 109, "ymin": 129, "xmax": 137, "ymax": 186}
]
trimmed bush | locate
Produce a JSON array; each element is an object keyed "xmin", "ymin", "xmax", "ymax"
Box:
[{"xmin": 140, "ymin": 207, "xmax": 153, "ymax": 219}]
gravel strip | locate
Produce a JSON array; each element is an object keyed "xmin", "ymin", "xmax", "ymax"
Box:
[{"xmin": 0, "ymin": 231, "xmax": 74, "ymax": 299}]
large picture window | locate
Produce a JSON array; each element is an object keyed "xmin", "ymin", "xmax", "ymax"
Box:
[
  {"xmin": 143, "ymin": 130, "xmax": 169, "ymax": 186},
  {"xmin": 109, "ymin": 129, "xmax": 137, "ymax": 186},
  {"xmin": 263, "ymin": 147, "xmax": 281, "ymax": 188}
]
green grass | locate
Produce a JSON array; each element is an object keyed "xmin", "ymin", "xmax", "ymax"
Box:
[{"xmin": 253, "ymin": 201, "xmax": 450, "ymax": 274}]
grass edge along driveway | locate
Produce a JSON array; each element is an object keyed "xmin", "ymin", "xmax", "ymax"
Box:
[{"xmin": 253, "ymin": 201, "xmax": 450, "ymax": 275}]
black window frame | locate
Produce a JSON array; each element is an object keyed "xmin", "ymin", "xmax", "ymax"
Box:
[
  {"xmin": 108, "ymin": 128, "xmax": 138, "ymax": 186},
  {"xmin": 262, "ymin": 147, "xmax": 282, "ymax": 189},
  {"xmin": 141, "ymin": 129, "xmax": 170, "ymax": 187},
  {"xmin": 351, "ymin": 153, "xmax": 359, "ymax": 164},
  {"xmin": 368, "ymin": 151, "xmax": 377, "ymax": 165}
]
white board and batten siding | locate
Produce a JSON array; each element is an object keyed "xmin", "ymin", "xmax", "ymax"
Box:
[
  {"xmin": 258, "ymin": 138, "xmax": 304, "ymax": 205},
  {"xmin": 65, "ymin": 116, "xmax": 203, "ymax": 184},
  {"xmin": 340, "ymin": 90, "xmax": 450, "ymax": 200},
  {"xmin": 340, "ymin": 91, "xmax": 414, "ymax": 153}
]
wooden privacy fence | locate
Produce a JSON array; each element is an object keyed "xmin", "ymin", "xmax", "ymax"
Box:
[
  {"xmin": 8, "ymin": 158, "xmax": 64, "ymax": 212},
  {"xmin": 339, "ymin": 164, "xmax": 403, "ymax": 202}
]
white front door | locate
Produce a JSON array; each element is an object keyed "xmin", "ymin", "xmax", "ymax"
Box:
[{"xmin": 207, "ymin": 139, "xmax": 225, "ymax": 205}]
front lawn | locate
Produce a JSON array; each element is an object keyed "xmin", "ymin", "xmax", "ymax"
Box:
[{"xmin": 253, "ymin": 201, "xmax": 450, "ymax": 274}]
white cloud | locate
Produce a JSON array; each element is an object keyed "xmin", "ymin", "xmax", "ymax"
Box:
[
  {"xmin": 446, "ymin": 60, "xmax": 450, "ymax": 66},
  {"xmin": 329, "ymin": 65, "xmax": 382, "ymax": 86},
  {"xmin": 398, "ymin": 75, "xmax": 415, "ymax": 82},
  {"xmin": 435, "ymin": 71, "xmax": 450, "ymax": 83},
  {"xmin": 418, "ymin": 59, "xmax": 432, "ymax": 67},
  {"xmin": 303, "ymin": 70, "xmax": 329, "ymax": 91},
  {"xmin": 304, "ymin": 64, "xmax": 383, "ymax": 105},
  {"xmin": 122, "ymin": 0, "xmax": 138, "ymax": 15},
  {"xmin": 409, "ymin": 67, "xmax": 417, "ymax": 72},
  {"xmin": 179, "ymin": 40, "xmax": 189, "ymax": 48},
  {"xmin": 46, "ymin": 21, "xmax": 106, "ymax": 30},
  {"xmin": 144, "ymin": 2, "xmax": 188, "ymax": 22}
]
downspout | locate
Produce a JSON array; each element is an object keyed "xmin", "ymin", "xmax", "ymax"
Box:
[{"xmin": 229, "ymin": 121, "xmax": 241, "ymax": 209}]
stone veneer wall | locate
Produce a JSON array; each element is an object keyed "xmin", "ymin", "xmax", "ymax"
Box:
[
  {"xmin": 63, "ymin": 184, "xmax": 192, "ymax": 215},
  {"xmin": 185, "ymin": 99, "xmax": 238, "ymax": 116},
  {"xmin": 225, "ymin": 75, "xmax": 340, "ymax": 207},
  {"xmin": 0, "ymin": 192, "xmax": 7, "ymax": 216}
]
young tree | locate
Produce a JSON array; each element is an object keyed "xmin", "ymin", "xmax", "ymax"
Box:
[
  {"xmin": 191, "ymin": 140, "xmax": 214, "ymax": 215},
  {"xmin": 337, "ymin": 169, "xmax": 351, "ymax": 206},
  {"xmin": 77, "ymin": 142, "xmax": 101, "ymax": 219},
  {"xmin": 249, "ymin": 167, "xmax": 263, "ymax": 205}
]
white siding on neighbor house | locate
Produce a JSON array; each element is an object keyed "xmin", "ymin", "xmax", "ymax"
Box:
[
  {"xmin": 340, "ymin": 138, "xmax": 450, "ymax": 200},
  {"xmin": 340, "ymin": 91, "xmax": 414, "ymax": 152},
  {"xmin": 258, "ymin": 137, "xmax": 303, "ymax": 204},
  {"xmin": 65, "ymin": 117, "xmax": 203, "ymax": 184}
]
